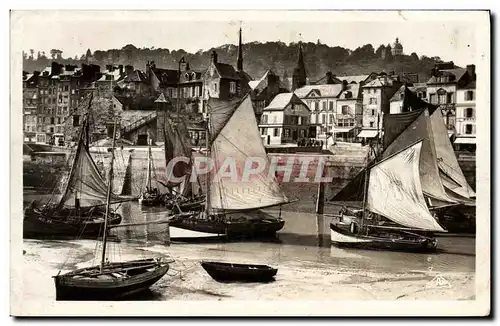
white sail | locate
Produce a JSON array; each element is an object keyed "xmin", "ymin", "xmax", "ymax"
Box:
[
  {"xmin": 429, "ymin": 109, "xmax": 476, "ymax": 201},
  {"xmin": 209, "ymin": 96, "xmax": 289, "ymax": 211},
  {"xmin": 366, "ymin": 141, "xmax": 446, "ymax": 232}
]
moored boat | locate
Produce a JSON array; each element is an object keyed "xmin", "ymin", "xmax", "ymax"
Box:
[
  {"xmin": 166, "ymin": 95, "xmax": 290, "ymax": 240},
  {"xmin": 53, "ymin": 121, "xmax": 171, "ymax": 301},
  {"xmin": 330, "ymin": 140, "xmax": 446, "ymax": 252},
  {"xmin": 201, "ymin": 261, "xmax": 278, "ymax": 283},
  {"xmin": 23, "ymin": 94, "xmax": 131, "ymax": 238}
]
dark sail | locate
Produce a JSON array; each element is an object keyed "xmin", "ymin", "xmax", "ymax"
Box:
[{"xmin": 383, "ymin": 86, "xmax": 439, "ymax": 149}]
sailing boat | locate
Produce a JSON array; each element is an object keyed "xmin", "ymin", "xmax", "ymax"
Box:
[
  {"xmin": 23, "ymin": 94, "xmax": 125, "ymax": 238},
  {"xmin": 330, "ymin": 139, "xmax": 446, "ymax": 252},
  {"xmin": 331, "ymin": 86, "xmax": 475, "ymax": 233},
  {"xmin": 138, "ymin": 138, "xmax": 165, "ymax": 206},
  {"xmin": 53, "ymin": 121, "xmax": 170, "ymax": 301},
  {"xmin": 168, "ymin": 95, "xmax": 290, "ymax": 240}
]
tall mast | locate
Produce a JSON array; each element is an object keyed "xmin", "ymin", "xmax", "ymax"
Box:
[
  {"xmin": 360, "ymin": 152, "xmax": 370, "ymax": 234},
  {"xmin": 100, "ymin": 119, "xmax": 117, "ymax": 273},
  {"xmin": 204, "ymin": 102, "xmax": 211, "ymax": 215},
  {"xmin": 147, "ymin": 138, "xmax": 152, "ymax": 190}
]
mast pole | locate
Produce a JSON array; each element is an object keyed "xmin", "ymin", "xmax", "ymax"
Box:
[
  {"xmin": 100, "ymin": 119, "xmax": 117, "ymax": 273},
  {"xmin": 360, "ymin": 154, "xmax": 369, "ymax": 234},
  {"xmin": 204, "ymin": 101, "xmax": 211, "ymax": 215}
]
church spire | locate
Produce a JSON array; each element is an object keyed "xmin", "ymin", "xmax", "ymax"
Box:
[
  {"xmin": 237, "ymin": 27, "xmax": 243, "ymax": 71},
  {"xmin": 292, "ymin": 42, "xmax": 307, "ymax": 90}
]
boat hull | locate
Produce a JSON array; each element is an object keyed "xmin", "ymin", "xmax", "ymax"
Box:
[
  {"xmin": 201, "ymin": 261, "xmax": 277, "ymax": 283},
  {"xmin": 330, "ymin": 222, "xmax": 438, "ymax": 253},
  {"xmin": 168, "ymin": 210, "xmax": 285, "ymax": 240},
  {"xmin": 54, "ymin": 259, "xmax": 169, "ymax": 300},
  {"xmin": 23, "ymin": 207, "xmax": 122, "ymax": 238}
]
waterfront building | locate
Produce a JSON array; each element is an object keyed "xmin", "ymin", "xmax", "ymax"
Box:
[
  {"xmin": 358, "ymin": 74, "xmax": 402, "ymax": 141},
  {"xmin": 258, "ymin": 93, "xmax": 311, "ymax": 146},
  {"xmin": 425, "ymin": 62, "xmax": 476, "ymax": 138},
  {"xmin": 454, "ymin": 65, "xmax": 477, "ymax": 152}
]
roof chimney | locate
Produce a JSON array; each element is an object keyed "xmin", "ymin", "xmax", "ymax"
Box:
[{"xmin": 466, "ymin": 64, "xmax": 476, "ymax": 80}]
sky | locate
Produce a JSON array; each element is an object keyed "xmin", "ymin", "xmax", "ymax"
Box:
[{"xmin": 13, "ymin": 10, "xmax": 484, "ymax": 67}]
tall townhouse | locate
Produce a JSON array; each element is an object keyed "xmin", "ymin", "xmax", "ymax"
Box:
[
  {"xmin": 359, "ymin": 74, "xmax": 402, "ymax": 142},
  {"xmin": 454, "ymin": 65, "xmax": 477, "ymax": 152}
]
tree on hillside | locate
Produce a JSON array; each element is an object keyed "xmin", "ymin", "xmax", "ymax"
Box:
[
  {"xmin": 410, "ymin": 52, "xmax": 419, "ymax": 61},
  {"xmin": 375, "ymin": 45, "xmax": 386, "ymax": 58}
]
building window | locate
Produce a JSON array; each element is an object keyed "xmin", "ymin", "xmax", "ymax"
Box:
[
  {"xmin": 341, "ymin": 105, "xmax": 349, "ymax": 115},
  {"xmin": 466, "ymin": 90, "xmax": 474, "ymax": 101},
  {"xmin": 261, "ymin": 115, "xmax": 268, "ymax": 124},
  {"xmin": 261, "ymin": 128, "xmax": 265, "ymax": 135},
  {"xmin": 430, "ymin": 94, "xmax": 437, "ymax": 104},
  {"xmin": 400, "ymin": 93, "xmax": 404, "ymax": 100},
  {"xmin": 465, "ymin": 124, "xmax": 473, "ymax": 134},
  {"xmin": 230, "ymin": 82, "xmax": 236, "ymax": 94},
  {"xmin": 273, "ymin": 128, "xmax": 279, "ymax": 137},
  {"xmin": 438, "ymin": 93, "xmax": 447, "ymax": 104},
  {"xmin": 321, "ymin": 114, "xmax": 326, "ymax": 124},
  {"xmin": 422, "ymin": 91, "xmax": 427, "ymax": 98},
  {"xmin": 369, "ymin": 98, "xmax": 377, "ymax": 105},
  {"xmin": 314, "ymin": 102, "xmax": 319, "ymax": 111},
  {"xmin": 73, "ymin": 115, "xmax": 80, "ymax": 127},
  {"xmin": 329, "ymin": 101, "xmax": 334, "ymax": 111},
  {"xmin": 329, "ymin": 114, "xmax": 334, "ymax": 124},
  {"xmin": 370, "ymin": 121, "xmax": 374, "ymax": 127},
  {"xmin": 322, "ymin": 101, "xmax": 327, "ymax": 111},
  {"xmin": 284, "ymin": 129, "xmax": 290, "ymax": 138},
  {"xmin": 465, "ymin": 108, "xmax": 474, "ymax": 118},
  {"xmin": 446, "ymin": 93, "xmax": 453, "ymax": 103},
  {"xmin": 214, "ymin": 83, "xmax": 218, "ymax": 93},
  {"xmin": 371, "ymin": 109, "xmax": 375, "ymax": 116}
]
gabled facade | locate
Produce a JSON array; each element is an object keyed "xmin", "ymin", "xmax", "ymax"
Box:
[
  {"xmin": 359, "ymin": 74, "xmax": 403, "ymax": 140},
  {"xmin": 294, "ymin": 83, "xmax": 343, "ymax": 144},
  {"xmin": 258, "ymin": 93, "xmax": 311, "ymax": 145}
]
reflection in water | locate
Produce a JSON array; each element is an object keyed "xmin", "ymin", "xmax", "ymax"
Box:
[{"xmin": 22, "ymin": 194, "xmax": 475, "ymax": 275}]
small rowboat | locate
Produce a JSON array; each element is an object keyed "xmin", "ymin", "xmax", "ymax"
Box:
[{"xmin": 200, "ymin": 261, "xmax": 277, "ymax": 283}]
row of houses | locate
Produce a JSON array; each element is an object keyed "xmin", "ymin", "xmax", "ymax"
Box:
[
  {"xmin": 257, "ymin": 50, "xmax": 476, "ymax": 152},
  {"xmin": 22, "ymin": 31, "xmax": 477, "ymax": 152}
]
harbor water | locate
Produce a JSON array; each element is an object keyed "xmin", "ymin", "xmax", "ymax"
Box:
[{"xmin": 21, "ymin": 186, "xmax": 476, "ymax": 302}]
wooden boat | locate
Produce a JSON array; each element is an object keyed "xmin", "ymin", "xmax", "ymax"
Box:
[
  {"xmin": 167, "ymin": 95, "xmax": 290, "ymax": 240},
  {"xmin": 54, "ymin": 121, "xmax": 170, "ymax": 301},
  {"xmin": 54, "ymin": 258, "xmax": 170, "ymax": 300},
  {"xmin": 23, "ymin": 94, "xmax": 129, "ymax": 238},
  {"xmin": 330, "ymin": 140, "xmax": 446, "ymax": 251},
  {"xmin": 332, "ymin": 87, "xmax": 475, "ymax": 227},
  {"xmin": 200, "ymin": 261, "xmax": 277, "ymax": 283}
]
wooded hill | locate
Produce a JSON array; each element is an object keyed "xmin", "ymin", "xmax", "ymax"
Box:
[{"xmin": 23, "ymin": 42, "xmax": 448, "ymax": 83}]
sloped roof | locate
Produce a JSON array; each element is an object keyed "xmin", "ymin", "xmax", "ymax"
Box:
[
  {"xmin": 427, "ymin": 68, "xmax": 466, "ymax": 84},
  {"xmin": 263, "ymin": 93, "xmax": 308, "ymax": 111},
  {"xmin": 122, "ymin": 70, "xmax": 148, "ymax": 83},
  {"xmin": 337, "ymin": 75, "xmax": 371, "ymax": 84},
  {"xmin": 214, "ymin": 63, "xmax": 240, "ymax": 80},
  {"xmin": 152, "ymin": 67, "xmax": 179, "ymax": 86},
  {"xmin": 114, "ymin": 95, "xmax": 157, "ymax": 110},
  {"xmin": 390, "ymin": 84, "xmax": 429, "ymax": 102},
  {"xmin": 460, "ymin": 80, "xmax": 476, "ymax": 90},
  {"xmin": 362, "ymin": 76, "xmax": 399, "ymax": 88},
  {"xmin": 337, "ymin": 84, "xmax": 361, "ymax": 100},
  {"xmin": 294, "ymin": 84, "xmax": 343, "ymax": 98}
]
